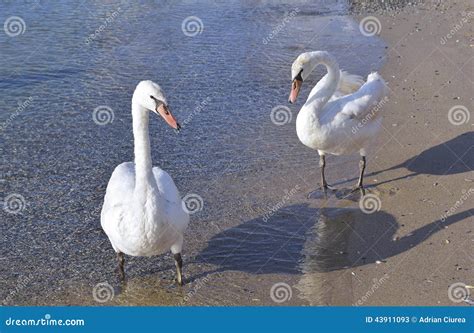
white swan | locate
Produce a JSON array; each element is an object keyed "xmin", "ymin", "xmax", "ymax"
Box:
[
  {"xmin": 289, "ymin": 51, "xmax": 389, "ymax": 193},
  {"xmin": 101, "ymin": 80, "xmax": 189, "ymax": 285}
]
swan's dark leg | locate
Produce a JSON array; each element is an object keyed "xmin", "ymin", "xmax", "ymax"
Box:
[
  {"xmin": 308, "ymin": 155, "xmax": 336, "ymax": 198},
  {"xmin": 354, "ymin": 156, "xmax": 366, "ymax": 196},
  {"xmin": 117, "ymin": 252, "xmax": 125, "ymax": 281},
  {"xmin": 357, "ymin": 156, "xmax": 366, "ymax": 188},
  {"xmin": 174, "ymin": 253, "xmax": 184, "ymax": 286},
  {"xmin": 320, "ymin": 155, "xmax": 335, "ymax": 191}
]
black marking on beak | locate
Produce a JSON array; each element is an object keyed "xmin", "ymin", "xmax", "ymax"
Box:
[{"xmin": 294, "ymin": 69, "xmax": 303, "ymax": 82}]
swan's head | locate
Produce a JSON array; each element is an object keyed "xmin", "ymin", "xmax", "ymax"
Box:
[
  {"xmin": 289, "ymin": 51, "xmax": 331, "ymax": 103},
  {"xmin": 288, "ymin": 53, "xmax": 312, "ymax": 103},
  {"xmin": 132, "ymin": 80, "xmax": 181, "ymax": 131}
]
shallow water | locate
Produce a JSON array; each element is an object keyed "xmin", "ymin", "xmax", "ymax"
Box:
[{"xmin": 1, "ymin": 0, "xmax": 387, "ymax": 305}]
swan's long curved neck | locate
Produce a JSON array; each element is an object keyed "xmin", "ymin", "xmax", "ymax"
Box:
[
  {"xmin": 305, "ymin": 52, "xmax": 340, "ymax": 115},
  {"xmin": 132, "ymin": 103, "xmax": 154, "ymax": 197}
]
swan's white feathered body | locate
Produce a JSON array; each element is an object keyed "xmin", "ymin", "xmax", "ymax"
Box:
[
  {"xmin": 292, "ymin": 51, "xmax": 389, "ymax": 157},
  {"xmin": 101, "ymin": 163, "xmax": 188, "ymax": 257},
  {"xmin": 101, "ymin": 80, "xmax": 188, "ymax": 263}
]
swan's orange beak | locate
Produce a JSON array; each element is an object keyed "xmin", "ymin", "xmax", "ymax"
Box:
[
  {"xmin": 156, "ymin": 104, "xmax": 181, "ymax": 131},
  {"xmin": 289, "ymin": 79, "xmax": 302, "ymax": 104}
]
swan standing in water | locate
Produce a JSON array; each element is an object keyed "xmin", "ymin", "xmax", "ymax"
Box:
[
  {"xmin": 101, "ymin": 80, "xmax": 189, "ymax": 285},
  {"xmin": 289, "ymin": 51, "xmax": 389, "ymax": 195}
]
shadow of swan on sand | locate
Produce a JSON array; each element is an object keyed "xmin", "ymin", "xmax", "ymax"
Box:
[{"xmin": 196, "ymin": 203, "xmax": 473, "ymax": 274}]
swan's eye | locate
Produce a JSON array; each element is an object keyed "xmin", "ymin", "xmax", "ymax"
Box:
[{"xmin": 295, "ymin": 69, "xmax": 303, "ymax": 82}]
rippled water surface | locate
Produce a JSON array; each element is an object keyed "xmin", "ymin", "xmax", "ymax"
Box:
[{"xmin": 1, "ymin": 0, "xmax": 386, "ymax": 305}]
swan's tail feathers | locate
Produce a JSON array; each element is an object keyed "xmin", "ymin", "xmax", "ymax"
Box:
[
  {"xmin": 367, "ymin": 72, "xmax": 389, "ymax": 97},
  {"xmin": 338, "ymin": 71, "xmax": 365, "ymax": 95},
  {"xmin": 341, "ymin": 72, "xmax": 389, "ymax": 120}
]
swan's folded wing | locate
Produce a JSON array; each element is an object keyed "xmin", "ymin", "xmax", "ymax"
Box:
[
  {"xmin": 153, "ymin": 167, "xmax": 189, "ymax": 232},
  {"xmin": 318, "ymin": 71, "xmax": 364, "ymax": 101},
  {"xmin": 101, "ymin": 162, "xmax": 135, "ymax": 230},
  {"xmin": 339, "ymin": 72, "xmax": 389, "ymax": 120},
  {"xmin": 152, "ymin": 167, "xmax": 182, "ymax": 204},
  {"xmin": 337, "ymin": 71, "xmax": 365, "ymax": 95}
]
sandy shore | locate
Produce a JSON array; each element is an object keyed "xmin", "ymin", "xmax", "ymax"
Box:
[{"xmin": 344, "ymin": 0, "xmax": 473, "ymax": 305}]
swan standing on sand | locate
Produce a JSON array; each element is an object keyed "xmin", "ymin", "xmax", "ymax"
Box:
[
  {"xmin": 101, "ymin": 80, "xmax": 189, "ymax": 285},
  {"xmin": 288, "ymin": 51, "xmax": 389, "ymax": 194}
]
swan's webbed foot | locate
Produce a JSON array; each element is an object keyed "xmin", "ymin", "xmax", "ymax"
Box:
[
  {"xmin": 323, "ymin": 184, "xmax": 337, "ymax": 191},
  {"xmin": 307, "ymin": 155, "xmax": 337, "ymax": 199},
  {"xmin": 307, "ymin": 184, "xmax": 336, "ymax": 199},
  {"xmin": 117, "ymin": 252, "xmax": 125, "ymax": 282},
  {"xmin": 346, "ymin": 185, "xmax": 366, "ymax": 198},
  {"xmin": 174, "ymin": 253, "xmax": 184, "ymax": 286},
  {"xmin": 338, "ymin": 155, "xmax": 367, "ymax": 199},
  {"xmin": 354, "ymin": 185, "xmax": 366, "ymax": 196}
]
